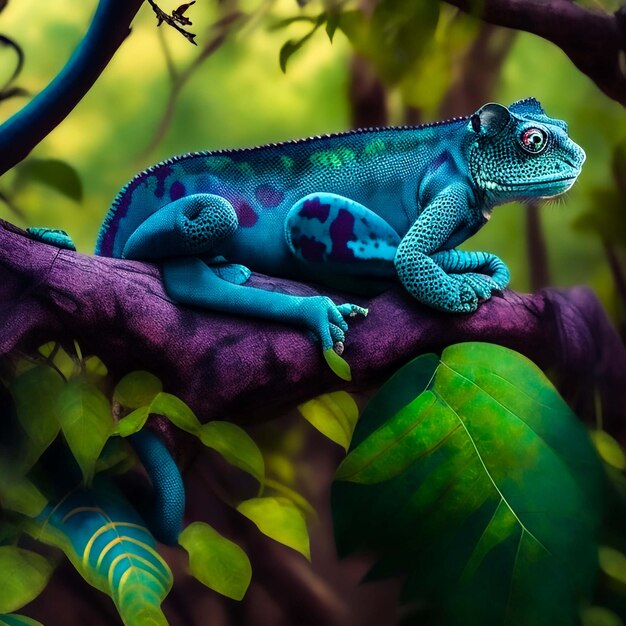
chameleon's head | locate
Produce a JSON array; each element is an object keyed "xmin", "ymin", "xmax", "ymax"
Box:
[{"xmin": 467, "ymin": 98, "xmax": 585, "ymax": 204}]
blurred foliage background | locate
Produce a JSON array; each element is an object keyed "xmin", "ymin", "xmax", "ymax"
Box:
[{"xmin": 0, "ymin": 0, "xmax": 623, "ymax": 322}]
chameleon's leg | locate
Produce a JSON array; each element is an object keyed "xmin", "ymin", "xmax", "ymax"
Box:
[
  {"xmin": 394, "ymin": 184, "xmax": 479, "ymax": 313},
  {"xmin": 27, "ymin": 227, "xmax": 76, "ymax": 251},
  {"xmin": 128, "ymin": 429, "xmax": 184, "ymax": 545},
  {"xmin": 284, "ymin": 192, "xmax": 400, "ymax": 279},
  {"xmin": 122, "ymin": 193, "xmax": 238, "ymax": 260},
  {"xmin": 430, "ymin": 249, "xmax": 510, "ymax": 299},
  {"xmin": 162, "ymin": 257, "xmax": 367, "ymax": 380}
]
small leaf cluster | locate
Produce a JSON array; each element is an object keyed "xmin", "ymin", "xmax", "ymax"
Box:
[
  {"xmin": 272, "ymin": 0, "xmax": 476, "ymax": 111},
  {"xmin": 0, "ymin": 342, "xmax": 315, "ymax": 623}
]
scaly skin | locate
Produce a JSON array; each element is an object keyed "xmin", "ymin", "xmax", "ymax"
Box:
[{"xmin": 28, "ymin": 97, "xmax": 586, "ymax": 552}]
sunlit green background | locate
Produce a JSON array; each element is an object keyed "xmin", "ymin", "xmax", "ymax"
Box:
[{"xmin": 0, "ymin": 0, "xmax": 622, "ymax": 314}]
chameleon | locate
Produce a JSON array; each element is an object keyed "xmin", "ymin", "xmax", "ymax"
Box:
[
  {"xmin": 93, "ymin": 97, "xmax": 584, "ymax": 378},
  {"xmin": 27, "ymin": 96, "xmax": 585, "ymax": 547}
]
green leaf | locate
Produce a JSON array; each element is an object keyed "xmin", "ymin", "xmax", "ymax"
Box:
[
  {"xmin": 10, "ymin": 365, "xmax": 63, "ymax": 468},
  {"xmin": 114, "ymin": 406, "xmax": 150, "ymax": 437},
  {"xmin": 278, "ymin": 14, "xmax": 325, "ymax": 74},
  {"xmin": 237, "ymin": 497, "xmax": 310, "ymax": 559},
  {"xmin": 297, "ymin": 391, "xmax": 359, "ymax": 450},
  {"xmin": 0, "ymin": 472, "xmax": 47, "ymax": 517},
  {"xmin": 333, "ymin": 342, "xmax": 605, "ymax": 625},
  {"xmin": 37, "ymin": 343, "xmax": 78, "ymax": 379},
  {"xmin": 84, "ymin": 355, "xmax": 108, "ymax": 379},
  {"xmin": 323, "ymin": 348, "xmax": 351, "ymax": 381},
  {"xmin": 581, "ymin": 607, "xmax": 624, "ymax": 626},
  {"xmin": 591, "ymin": 430, "xmax": 626, "ymax": 470},
  {"xmin": 56, "ymin": 379, "xmax": 114, "ymax": 484},
  {"xmin": 113, "ymin": 371, "xmax": 163, "ymax": 409},
  {"xmin": 149, "ymin": 392, "xmax": 200, "ymax": 433},
  {"xmin": 14, "ymin": 158, "xmax": 83, "ymax": 202},
  {"xmin": 179, "ymin": 522, "xmax": 251, "ymax": 600},
  {"xmin": 0, "ymin": 614, "xmax": 44, "ymax": 626},
  {"xmin": 0, "ymin": 547, "xmax": 53, "ymax": 614},
  {"xmin": 200, "ymin": 421, "xmax": 264, "ymax": 482}
]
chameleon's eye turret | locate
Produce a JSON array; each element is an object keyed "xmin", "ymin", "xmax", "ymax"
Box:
[{"xmin": 519, "ymin": 127, "xmax": 548, "ymax": 154}]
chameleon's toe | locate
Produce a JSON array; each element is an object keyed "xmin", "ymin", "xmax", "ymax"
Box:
[
  {"xmin": 462, "ymin": 273, "xmax": 498, "ymax": 300},
  {"xmin": 329, "ymin": 323, "xmax": 346, "ymax": 345},
  {"xmin": 27, "ymin": 227, "xmax": 76, "ymax": 251},
  {"xmin": 337, "ymin": 303, "xmax": 368, "ymax": 318}
]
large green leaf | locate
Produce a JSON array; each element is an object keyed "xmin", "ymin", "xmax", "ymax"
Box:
[
  {"xmin": 333, "ymin": 342, "xmax": 605, "ymax": 626},
  {"xmin": 179, "ymin": 522, "xmax": 251, "ymax": 600},
  {"xmin": 55, "ymin": 379, "xmax": 114, "ymax": 484},
  {"xmin": 0, "ymin": 471, "xmax": 47, "ymax": 517},
  {"xmin": 237, "ymin": 497, "xmax": 310, "ymax": 560},
  {"xmin": 0, "ymin": 547, "xmax": 53, "ymax": 614}
]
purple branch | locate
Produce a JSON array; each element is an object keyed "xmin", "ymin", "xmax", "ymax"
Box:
[
  {"xmin": 1, "ymin": 220, "xmax": 624, "ymax": 449},
  {"xmin": 0, "ymin": 0, "xmax": 145, "ymax": 175},
  {"xmin": 444, "ymin": 0, "xmax": 626, "ymax": 106}
]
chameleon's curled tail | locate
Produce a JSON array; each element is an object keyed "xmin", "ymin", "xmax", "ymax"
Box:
[{"xmin": 128, "ymin": 429, "xmax": 185, "ymax": 545}]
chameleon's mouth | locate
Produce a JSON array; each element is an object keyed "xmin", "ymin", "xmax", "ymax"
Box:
[{"xmin": 480, "ymin": 176, "xmax": 577, "ymax": 194}]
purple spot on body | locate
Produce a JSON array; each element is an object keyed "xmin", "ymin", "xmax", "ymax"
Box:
[
  {"xmin": 295, "ymin": 236, "xmax": 326, "ymax": 262},
  {"xmin": 170, "ymin": 181, "xmax": 186, "ymax": 201},
  {"xmin": 255, "ymin": 184, "xmax": 284, "ymax": 208},
  {"xmin": 299, "ymin": 198, "xmax": 330, "ymax": 223},
  {"xmin": 329, "ymin": 209, "xmax": 356, "ymax": 261},
  {"xmin": 154, "ymin": 166, "xmax": 173, "ymax": 199},
  {"xmin": 234, "ymin": 199, "xmax": 258, "ymax": 227}
]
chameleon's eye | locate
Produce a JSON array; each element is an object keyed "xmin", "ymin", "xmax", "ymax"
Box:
[{"xmin": 519, "ymin": 127, "xmax": 548, "ymax": 154}]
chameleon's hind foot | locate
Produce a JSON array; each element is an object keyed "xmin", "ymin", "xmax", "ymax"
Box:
[
  {"xmin": 27, "ymin": 227, "xmax": 76, "ymax": 251},
  {"xmin": 299, "ymin": 297, "xmax": 368, "ymax": 381}
]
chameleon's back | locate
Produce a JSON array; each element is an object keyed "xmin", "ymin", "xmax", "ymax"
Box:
[{"xmin": 96, "ymin": 120, "xmax": 468, "ymax": 262}]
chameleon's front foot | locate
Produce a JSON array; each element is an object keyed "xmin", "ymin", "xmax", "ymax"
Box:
[
  {"xmin": 298, "ymin": 296, "xmax": 368, "ymax": 381},
  {"xmin": 434, "ymin": 275, "xmax": 479, "ymax": 313}
]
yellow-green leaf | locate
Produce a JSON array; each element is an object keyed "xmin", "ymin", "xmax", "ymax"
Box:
[
  {"xmin": 10, "ymin": 365, "xmax": 63, "ymax": 468},
  {"xmin": 149, "ymin": 392, "xmax": 200, "ymax": 434},
  {"xmin": 0, "ymin": 614, "xmax": 44, "ymax": 625},
  {"xmin": 200, "ymin": 421, "xmax": 264, "ymax": 482},
  {"xmin": 113, "ymin": 371, "xmax": 163, "ymax": 409},
  {"xmin": 298, "ymin": 391, "xmax": 359, "ymax": 450},
  {"xmin": 0, "ymin": 472, "xmax": 47, "ymax": 517},
  {"xmin": 114, "ymin": 406, "xmax": 150, "ymax": 437},
  {"xmin": 237, "ymin": 497, "xmax": 310, "ymax": 559},
  {"xmin": 179, "ymin": 522, "xmax": 251, "ymax": 600},
  {"xmin": 0, "ymin": 547, "xmax": 53, "ymax": 614},
  {"xmin": 591, "ymin": 430, "xmax": 626, "ymax": 470},
  {"xmin": 56, "ymin": 379, "xmax": 114, "ymax": 484},
  {"xmin": 323, "ymin": 348, "xmax": 351, "ymax": 381},
  {"xmin": 581, "ymin": 607, "xmax": 624, "ymax": 626}
]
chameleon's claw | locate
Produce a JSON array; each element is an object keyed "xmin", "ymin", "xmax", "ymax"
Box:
[{"xmin": 334, "ymin": 341, "xmax": 345, "ymax": 356}]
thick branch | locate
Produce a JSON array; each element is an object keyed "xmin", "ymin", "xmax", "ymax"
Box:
[
  {"xmin": 1, "ymin": 220, "xmax": 625, "ymax": 443},
  {"xmin": 445, "ymin": 0, "xmax": 626, "ymax": 106},
  {"xmin": 0, "ymin": 0, "xmax": 144, "ymax": 175}
]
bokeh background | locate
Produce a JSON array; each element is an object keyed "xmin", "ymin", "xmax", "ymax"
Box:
[{"xmin": 0, "ymin": 0, "xmax": 623, "ymax": 323}]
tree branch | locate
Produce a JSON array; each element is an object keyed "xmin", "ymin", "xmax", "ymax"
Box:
[
  {"xmin": 444, "ymin": 0, "xmax": 626, "ymax": 106},
  {"xmin": 1, "ymin": 220, "xmax": 624, "ymax": 447},
  {"xmin": 0, "ymin": 0, "xmax": 145, "ymax": 176}
]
